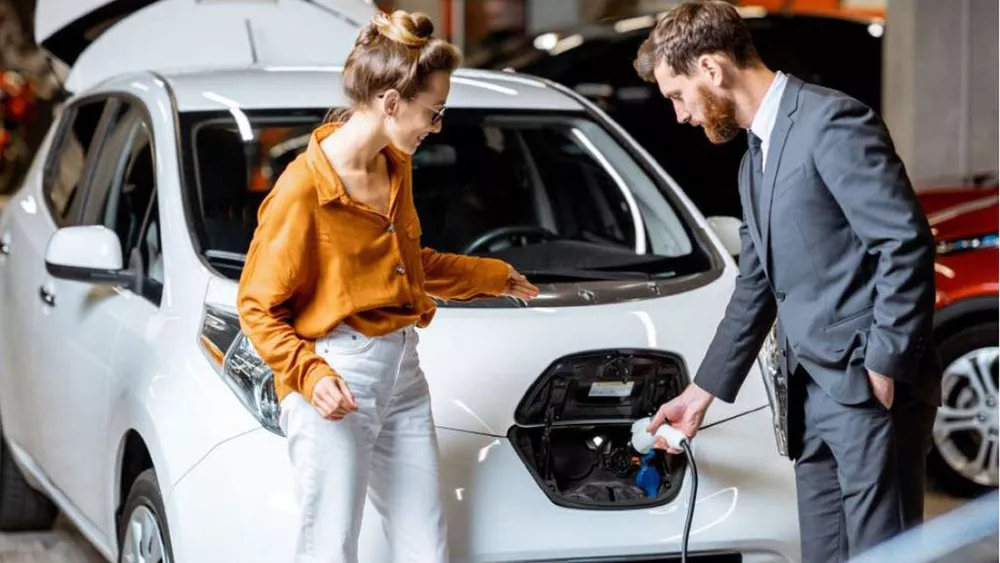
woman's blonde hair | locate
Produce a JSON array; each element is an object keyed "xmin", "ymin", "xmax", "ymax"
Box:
[{"xmin": 326, "ymin": 10, "xmax": 462, "ymax": 122}]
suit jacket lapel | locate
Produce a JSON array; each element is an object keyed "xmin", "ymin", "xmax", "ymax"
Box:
[{"xmin": 760, "ymin": 76, "xmax": 803, "ymax": 270}]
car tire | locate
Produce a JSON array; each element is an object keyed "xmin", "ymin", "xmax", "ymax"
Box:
[
  {"xmin": 117, "ymin": 469, "xmax": 174, "ymax": 563},
  {"xmin": 0, "ymin": 434, "xmax": 58, "ymax": 531},
  {"xmin": 928, "ymin": 322, "xmax": 999, "ymax": 498}
]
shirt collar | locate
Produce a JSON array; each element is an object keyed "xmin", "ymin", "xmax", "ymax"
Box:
[
  {"xmin": 306, "ymin": 121, "xmax": 409, "ymax": 206},
  {"xmin": 749, "ymin": 71, "xmax": 788, "ymax": 145}
]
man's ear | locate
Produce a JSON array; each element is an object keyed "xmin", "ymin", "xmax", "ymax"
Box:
[
  {"xmin": 380, "ymin": 89, "xmax": 401, "ymax": 117},
  {"xmin": 697, "ymin": 54, "xmax": 725, "ymax": 87}
]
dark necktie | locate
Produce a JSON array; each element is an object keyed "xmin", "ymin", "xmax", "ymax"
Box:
[{"xmin": 748, "ymin": 131, "xmax": 765, "ymax": 223}]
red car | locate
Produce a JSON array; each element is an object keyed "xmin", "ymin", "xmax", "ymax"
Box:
[{"xmin": 919, "ymin": 179, "xmax": 999, "ymax": 496}]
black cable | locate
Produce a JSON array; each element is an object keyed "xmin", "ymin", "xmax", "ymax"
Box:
[{"xmin": 680, "ymin": 439, "xmax": 697, "ymax": 563}]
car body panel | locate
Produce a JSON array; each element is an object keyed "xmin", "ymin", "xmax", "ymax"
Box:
[
  {"xmin": 922, "ymin": 187, "xmax": 999, "ymax": 242},
  {"xmin": 165, "ymin": 67, "xmax": 587, "ymax": 113},
  {"xmin": 35, "ymin": 0, "xmax": 377, "ymax": 93},
  {"xmin": 204, "ymin": 270, "xmax": 771, "ymax": 437},
  {"xmin": 917, "ymin": 186, "xmax": 999, "ymax": 311},
  {"xmin": 168, "ymin": 407, "xmax": 799, "ymax": 563},
  {"xmin": 0, "ymin": 120, "xmax": 59, "ymax": 457}
]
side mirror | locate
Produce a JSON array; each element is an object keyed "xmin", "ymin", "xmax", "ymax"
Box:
[
  {"xmin": 706, "ymin": 216, "xmax": 742, "ymax": 258},
  {"xmin": 45, "ymin": 226, "xmax": 137, "ymax": 287}
]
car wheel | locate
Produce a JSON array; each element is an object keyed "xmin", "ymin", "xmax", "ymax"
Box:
[
  {"xmin": 929, "ymin": 322, "xmax": 999, "ymax": 497},
  {"xmin": 118, "ymin": 469, "xmax": 174, "ymax": 563},
  {"xmin": 0, "ymin": 433, "xmax": 58, "ymax": 531}
]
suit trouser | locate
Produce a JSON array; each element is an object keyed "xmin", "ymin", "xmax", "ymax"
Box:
[
  {"xmin": 278, "ymin": 324, "xmax": 448, "ymax": 563},
  {"xmin": 791, "ymin": 368, "xmax": 937, "ymax": 563}
]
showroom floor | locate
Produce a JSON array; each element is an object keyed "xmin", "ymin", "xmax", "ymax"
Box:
[{"xmin": 0, "ymin": 489, "xmax": 969, "ymax": 562}]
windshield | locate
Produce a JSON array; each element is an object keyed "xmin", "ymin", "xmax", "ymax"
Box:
[{"xmin": 179, "ymin": 109, "xmax": 710, "ymax": 283}]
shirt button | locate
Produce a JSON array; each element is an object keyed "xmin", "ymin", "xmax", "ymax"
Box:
[{"xmin": 395, "ymin": 264, "xmax": 406, "ymax": 275}]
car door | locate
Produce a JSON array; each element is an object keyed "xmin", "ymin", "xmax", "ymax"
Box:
[
  {"xmin": 31, "ymin": 96, "xmax": 155, "ymax": 527},
  {"xmin": 0, "ymin": 98, "xmax": 109, "ymax": 463}
]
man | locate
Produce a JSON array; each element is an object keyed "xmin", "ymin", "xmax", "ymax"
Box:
[{"xmin": 634, "ymin": 2, "xmax": 941, "ymax": 562}]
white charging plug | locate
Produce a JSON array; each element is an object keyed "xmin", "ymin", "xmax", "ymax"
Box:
[
  {"xmin": 631, "ymin": 415, "xmax": 697, "ymax": 563},
  {"xmin": 630, "ymin": 416, "xmax": 688, "ymax": 454}
]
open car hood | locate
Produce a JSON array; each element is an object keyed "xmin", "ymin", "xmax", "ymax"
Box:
[{"xmin": 35, "ymin": 0, "xmax": 378, "ymax": 93}]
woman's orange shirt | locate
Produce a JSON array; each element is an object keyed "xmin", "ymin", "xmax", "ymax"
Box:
[{"xmin": 238, "ymin": 123, "xmax": 510, "ymax": 404}]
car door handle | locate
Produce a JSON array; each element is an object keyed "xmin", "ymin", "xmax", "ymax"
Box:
[
  {"xmin": 38, "ymin": 286, "xmax": 55, "ymax": 307},
  {"xmin": 0, "ymin": 233, "xmax": 10, "ymax": 255}
]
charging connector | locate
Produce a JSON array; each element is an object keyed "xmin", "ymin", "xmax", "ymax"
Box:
[{"xmin": 631, "ymin": 417, "xmax": 697, "ymax": 563}]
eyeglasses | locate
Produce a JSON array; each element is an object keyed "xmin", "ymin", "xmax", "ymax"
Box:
[
  {"xmin": 377, "ymin": 93, "xmax": 446, "ymax": 125},
  {"xmin": 415, "ymin": 100, "xmax": 446, "ymax": 125}
]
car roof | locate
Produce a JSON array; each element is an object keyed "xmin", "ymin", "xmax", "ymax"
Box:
[{"xmin": 147, "ymin": 66, "xmax": 584, "ymax": 113}]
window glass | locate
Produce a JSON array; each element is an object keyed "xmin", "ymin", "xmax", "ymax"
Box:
[
  {"xmin": 80, "ymin": 100, "xmax": 160, "ymax": 302},
  {"xmin": 112, "ymin": 122, "xmax": 155, "ymax": 263},
  {"xmin": 44, "ymin": 100, "xmax": 107, "ymax": 225},
  {"xmin": 180, "ymin": 109, "xmax": 709, "ymax": 283}
]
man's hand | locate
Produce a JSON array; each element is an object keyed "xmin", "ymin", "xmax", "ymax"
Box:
[
  {"xmin": 867, "ymin": 369, "xmax": 894, "ymax": 410},
  {"xmin": 311, "ymin": 375, "xmax": 359, "ymax": 420},
  {"xmin": 502, "ymin": 264, "xmax": 540, "ymax": 300},
  {"xmin": 647, "ymin": 383, "xmax": 715, "ymax": 454}
]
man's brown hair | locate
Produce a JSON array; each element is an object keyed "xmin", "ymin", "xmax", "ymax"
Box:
[{"xmin": 634, "ymin": 1, "xmax": 759, "ymax": 83}]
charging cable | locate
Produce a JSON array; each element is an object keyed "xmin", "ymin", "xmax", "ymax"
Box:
[{"xmin": 631, "ymin": 417, "xmax": 697, "ymax": 563}]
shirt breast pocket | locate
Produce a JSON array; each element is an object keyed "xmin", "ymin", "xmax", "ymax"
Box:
[{"xmin": 404, "ymin": 217, "xmax": 422, "ymax": 241}]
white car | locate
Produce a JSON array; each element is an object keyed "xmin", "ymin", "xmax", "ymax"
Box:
[{"xmin": 0, "ymin": 1, "xmax": 800, "ymax": 561}]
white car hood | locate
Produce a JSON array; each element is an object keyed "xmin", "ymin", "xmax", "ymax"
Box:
[
  {"xmin": 35, "ymin": 0, "xmax": 376, "ymax": 93},
  {"xmin": 206, "ymin": 272, "xmax": 768, "ymax": 436}
]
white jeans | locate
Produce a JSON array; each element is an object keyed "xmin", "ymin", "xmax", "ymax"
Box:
[{"xmin": 278, "ymin": 324, "xmax": 448, "ymax": 563}]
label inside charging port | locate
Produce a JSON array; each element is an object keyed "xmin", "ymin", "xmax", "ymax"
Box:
[{"xmin": 588, "ymin": 381, "xmax": 634, "ymax": 398}]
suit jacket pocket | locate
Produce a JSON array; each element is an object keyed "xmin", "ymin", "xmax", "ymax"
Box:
[{"xmin": 826, "ymin": 307, "xmax": 874, "ymax": 353}]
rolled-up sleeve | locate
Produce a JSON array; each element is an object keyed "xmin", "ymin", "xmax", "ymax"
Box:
[
  {"xmin": 421, "ymin": 249, "xmax": 510, "ymax": 301},
  {"xmin": 237, "ymin": 189, "xmax": 336, "ymax": 403}
]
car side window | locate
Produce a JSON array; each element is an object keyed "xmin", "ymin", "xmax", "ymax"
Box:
[
  {"xmin": 81, "ymin": 99, "xmax": 161, "ymax": 304},
  {"xmin": 43, "ymin": 100, "xmax": 108, "ymax": 226},
  {"xmin": 135, "ymin": 190, "xmax": 163, "ymax": 305},
  {"xmin": 117, "ymin": 121, "xmax": 160, "ymax": 304}
]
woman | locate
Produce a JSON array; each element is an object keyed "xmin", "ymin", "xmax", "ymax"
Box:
[{"xmin": 237, "ymin": 9, "xmax": 539, "ymax": 562}]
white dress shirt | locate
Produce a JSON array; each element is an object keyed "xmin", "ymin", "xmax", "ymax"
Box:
[{"xmin": 749, "ymin": 71, "xmax": 789, "ymax": 173}]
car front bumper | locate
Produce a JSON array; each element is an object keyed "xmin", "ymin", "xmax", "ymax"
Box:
[{"xmin": 166, "ymin": 406, "xmax": 800, "ymax": 562}]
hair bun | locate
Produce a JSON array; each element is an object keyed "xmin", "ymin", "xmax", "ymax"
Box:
[{"xmin": 371, "ymin": 10, "xmax": 433, "ymax": 48}]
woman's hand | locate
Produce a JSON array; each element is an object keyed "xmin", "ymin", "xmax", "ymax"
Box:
[
  {"xmin": 503, "ymin": 264, "xmax": 540, "ymax": 300},
  {"xmin": 311, "ymin": 375, "xmax": 359, "ymax": 420}
]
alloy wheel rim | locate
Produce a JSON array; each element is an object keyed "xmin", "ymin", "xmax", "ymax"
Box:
[
  {"xmin": 933, "ymin": 346, "xmax": 999, "ymax": 487},
  {"xmin": 120, "ymin": 505, "xmax": 168, "ymax": 563}
]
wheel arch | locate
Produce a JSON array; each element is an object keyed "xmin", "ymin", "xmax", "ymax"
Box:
[
  {"xmin": 115, "ymin": 430, "xmax": 154, "ymax": 535},
  {"xmin": 935, "ymin": 295, "xmax": 999, "ymax": 342}
]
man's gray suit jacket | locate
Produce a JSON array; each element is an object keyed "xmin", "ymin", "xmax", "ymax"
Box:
[{"xmin": 695, "ymin": 74, "xmax": 941, "ymax": 407}]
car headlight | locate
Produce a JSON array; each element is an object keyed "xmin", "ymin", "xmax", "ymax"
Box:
[
  {"xmin": 936, "ymin": 233, "xmax": 999, "ymax": 256},
  {"xmin": 756, "ymin": 324, "xmax": 788, "ymax": 457},
  {"xmin": 199, "ymin": 304, "xmax": 282, "ymax": 435}
]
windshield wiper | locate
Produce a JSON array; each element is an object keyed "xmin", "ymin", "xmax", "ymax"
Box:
[
  {"xmin": 205, "ymin": 250, "xmax": 247, "ymax": 263},
  {"xmin": 517, "ymin": 268, "xmax": 651, "ymax": 282}
]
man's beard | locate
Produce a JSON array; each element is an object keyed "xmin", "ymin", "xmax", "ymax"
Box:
[{"xmin": 699, "ymin": 85, "xmax": 740, "ymax": 144}]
